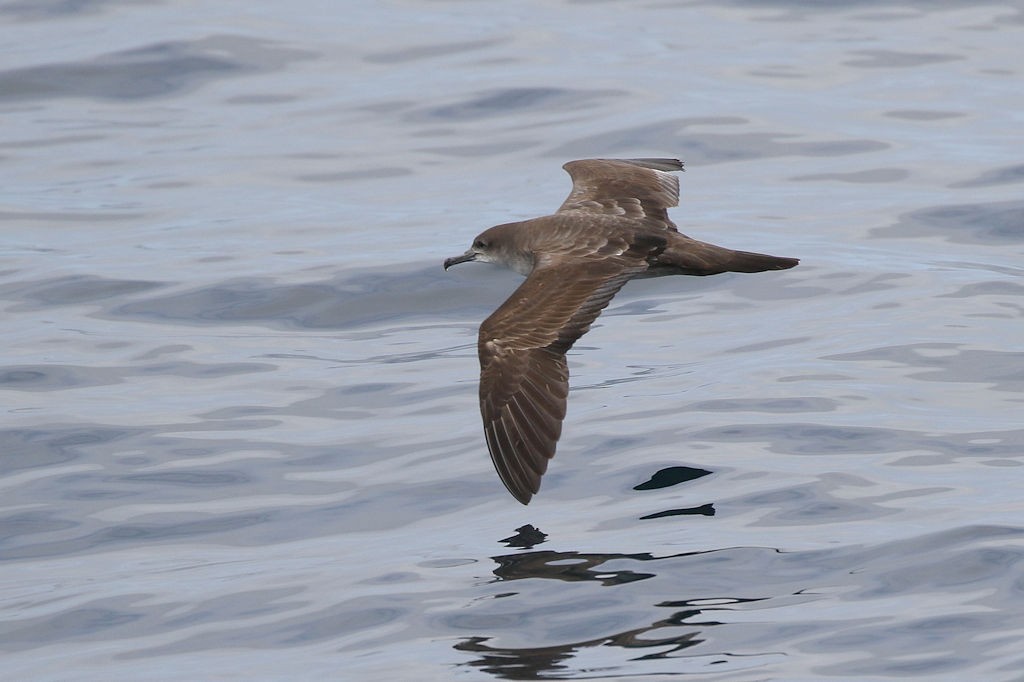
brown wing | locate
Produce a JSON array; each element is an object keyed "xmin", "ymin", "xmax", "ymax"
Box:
[
  {"xmin": 557, "ymin": 158, "xmax": 684, "ymax": 230},
  {"xmin": 477, "ymin": 240, "xmax": 663, "ymax": 504}
]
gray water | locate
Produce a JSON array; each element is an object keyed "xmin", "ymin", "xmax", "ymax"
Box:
[{"xmin": 2, "ymin": 1, "xmax": 1023, "ymax": 680}]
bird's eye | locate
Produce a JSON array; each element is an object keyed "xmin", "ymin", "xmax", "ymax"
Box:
[{"xmin": 473, "ymin": 239, "xmax": 487, "ymax": 249}]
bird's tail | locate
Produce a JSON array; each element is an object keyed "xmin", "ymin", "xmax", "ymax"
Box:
[
  {"xmin": 715, "ymin": 248, "xmax": 799, "ymax": 273},
  {"xmin": 652, "ymin": 234, "xmax": 799, "ymax": 276}
]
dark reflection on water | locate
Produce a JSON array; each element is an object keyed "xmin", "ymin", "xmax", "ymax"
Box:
[
  {"xmin": 450, "ymin": 527, "xmax": 1024, "ymax": 679},
  {"xmin": 455, "ymin": 623, "xmax": 707, "ymax": 681},
  {"xmin": 634, "ymin": 465, "xmax": 712, "ymax": 491},
  {"xmin": 501, "ymin": 525, "xmax": 548, "ymax": 550},
  {"xmin": 640, "ymin": 503, "xmax": 716, "ymax": 520},
  {"xmin": 490, "ymin": 549, "xmax": 659, "ymax": 586},
  {"xmin": 457, "ymin": 591, "xmax": 773, "ymax": 681},
  {"xmin": 455, "ymin": 544, "xmax": 786, "ymax": 679}
]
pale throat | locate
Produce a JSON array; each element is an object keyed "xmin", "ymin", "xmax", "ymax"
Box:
[{"xmin": 489, "ymin": 248, "xmax": 536, "ymax": 276}]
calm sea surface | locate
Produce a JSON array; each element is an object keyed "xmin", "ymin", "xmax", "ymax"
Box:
[{"xmin": 2, "ymin": 1, "xmax": 1023, "ymax": 680}]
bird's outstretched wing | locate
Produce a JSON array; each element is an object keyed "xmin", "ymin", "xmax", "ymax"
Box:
[
  {"xmin": 477, "ymin": 234, "xmax": 665, "ymax": 504},
  {"xmin": 557, "ymin": 158, "xmax": 684, "ymax": 231}
]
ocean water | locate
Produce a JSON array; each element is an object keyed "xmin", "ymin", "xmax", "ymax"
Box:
[{"xmin": 2, "ymin": 1, "xmax": 1023, "ymax": 680}]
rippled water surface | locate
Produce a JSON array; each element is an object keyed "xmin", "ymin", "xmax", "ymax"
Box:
[{"xmin": 3, "ymin": 1, "xmax": 1023, "ymax": 680}]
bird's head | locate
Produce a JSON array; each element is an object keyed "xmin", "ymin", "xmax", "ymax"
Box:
[{"xmin": 444, "ymin": 223, "xmax": 534, "ymax": 275}]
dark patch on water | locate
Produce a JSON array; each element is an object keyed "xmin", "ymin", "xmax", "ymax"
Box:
[
  {"xmin": 104, "ymin": 265, "xmax": 518, "ymax": 329},
  {"xmin": 950, "ymin": 163, "xmax": 1024, "ymax": 188},
  {"xmin": 500, "ymin": 525, "xmax": 548, "ymax": 549},
  {"xmin": 640, "ymin": 503, "xmax": 716, "ymax": 519},
  {"xmin": 365, "ymin": 39, "xmax": 503, "ymax": 65},
  {"xmin": 408, "ymin": 87, "xmax": 625, "ymax": 123},
  {"xmin": 843, "ymin": 49, "xmax": 964, "ymax": 68},
  {"xmin": 0, "ymin": 426, "xmax": 139, "ymax": 474},
  {"xmin": 0, "ymin": 361, "xmax": 275, "ymax": 392},
  {"xmin": 0, "ymin": 36, "xmax": 314, "ymax": 102},
  {"xmin": 547, "ymin": 118, "xmax": 889, "ymax": 165},
  {"xmin": 875, "ymin": 200, "xmax": 1024, "ymax": 243},
  {"xmin": 634, "ymin": 466, "xmax": 712, "ymax": 490},
  {"xmin": 790, "ymin": 168, "xmax": 909, "ymax": 183},
  {"xmin": 0, "ymin": 0, "xmax": 150, "ymax": 20},
  {"xmin": 0, "ymin": 275, "xmax": 163, "ymax": 306},
  {"xmin": 828, "ymin": 343, "xmax": 1024, "ymax": 392}
]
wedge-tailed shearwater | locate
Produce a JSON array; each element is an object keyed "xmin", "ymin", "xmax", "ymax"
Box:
[{"xmin": 444, "ymin": 158, "xmax": 798, "ymax": 504}]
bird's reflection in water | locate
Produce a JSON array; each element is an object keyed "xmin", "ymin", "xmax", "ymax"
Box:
[
  {"xmin": 455, "ymin": 533, "xmax": 771, "ymax": 679},
  {"xmin": 499, "ymin": 524, "xmax": 548, "ymax": 550},
  {"xmin": 490, "ymin": 546, "xmax": 656, "ymax": 587}
]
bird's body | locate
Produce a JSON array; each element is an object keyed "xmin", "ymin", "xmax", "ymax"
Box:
[{"xmin": 444, "ymin": 158, "xmax": 798, "ymax": 504}]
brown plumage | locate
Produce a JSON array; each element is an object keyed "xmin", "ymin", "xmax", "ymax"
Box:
[{"xmin": 444, "ymin": 158, "xmax": 798, "ymax": 504}]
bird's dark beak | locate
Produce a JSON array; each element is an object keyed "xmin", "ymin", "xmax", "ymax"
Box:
[{"xmin": 443, "ymin": 250, "xmax": 476, "ymax": 270}]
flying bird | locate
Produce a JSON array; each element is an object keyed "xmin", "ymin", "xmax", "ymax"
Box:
[{"xmin": 444, "ymin": 158, "xmax": 798, "ymax": 504}]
